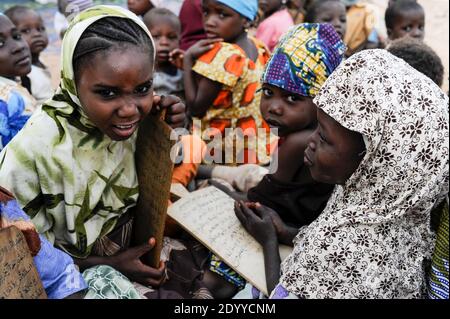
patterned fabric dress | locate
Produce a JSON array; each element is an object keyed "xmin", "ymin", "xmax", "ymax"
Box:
[
  {"xmin": 192, "ymin": 38, "xmax": 273, "ymax": 165},
  {"xmin": 279, "ymin": 50, "xmax": 449, "ymax": 299}
]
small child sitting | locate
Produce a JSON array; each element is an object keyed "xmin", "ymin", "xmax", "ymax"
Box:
[
  {"xmin": 144, "ymin": 8, "xmax": 184, "ymax": 100},
  {"xmin": 5, "ymin": 6, "xmax": 53, "ymax": 105},
  {"xmin": 387, "ymin": 37, "xmax": 444, "ymax": 88},
  {"xmin": 255, "ymin": 0, "xmax": 294, "ymax": 52},
  {"xmin": 385, "ymin": 0, "xmax": 425, "ymax": 41}
]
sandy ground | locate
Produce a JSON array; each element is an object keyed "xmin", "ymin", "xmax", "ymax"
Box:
[{"xmin": 40, "ymin": 0, "xmax": 449, "ymax": 91}]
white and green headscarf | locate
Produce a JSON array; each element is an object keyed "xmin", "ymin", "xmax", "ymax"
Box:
[{"xmin": 0, "ymin": 5, "xmax": 155, "ymax": 258}]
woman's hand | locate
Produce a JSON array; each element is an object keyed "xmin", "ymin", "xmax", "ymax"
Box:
[
  {"xmin": 153, "ymin": 95, "xmax": 186, "ymax": 129},
  {"xmin": 169, "ymin": 49, "xmax": 185, "ymax": 70},
  {"xmin": 184, "ymin": 38, "xmax": 223, "ymax": 61},
  {"xmin": 111, "ymin": 237, "xmax": 167, "ymax": 287},
  {"xmin": 234, "ymin": 201, "xmax": 277, "ymax": 246}
]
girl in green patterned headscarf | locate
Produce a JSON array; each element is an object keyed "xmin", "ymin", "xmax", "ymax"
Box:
[{"xmin": 0, "ymin": 5, "xmax": 186, "ymax": 297}]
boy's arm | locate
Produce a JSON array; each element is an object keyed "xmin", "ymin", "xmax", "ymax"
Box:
[
  {"xmin": 183, "ymin": 39, "xmax": 223, "ymax": 118},
  {"xmin": 272, "ymin": 129, "xmax": 312, "ymax": 182}
]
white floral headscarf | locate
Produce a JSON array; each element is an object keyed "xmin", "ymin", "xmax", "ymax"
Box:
[{"xmin": 280, "ymin": 49, "xmax": 449, "ymax": 299}]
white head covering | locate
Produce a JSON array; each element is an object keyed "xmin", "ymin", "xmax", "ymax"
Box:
[{"xmin": 280, "ymin": 49, "xmax": 449, "ymax": 299}]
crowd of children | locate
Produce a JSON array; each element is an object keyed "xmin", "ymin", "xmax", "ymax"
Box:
[{"xmin": 0, "ymin": 0, "xmax": 448, "ymax": 300}]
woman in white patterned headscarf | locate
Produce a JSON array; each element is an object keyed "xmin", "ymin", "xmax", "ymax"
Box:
[{"xmin": 236, "ymin": 49, "xmax": 449, "ymax": 299}]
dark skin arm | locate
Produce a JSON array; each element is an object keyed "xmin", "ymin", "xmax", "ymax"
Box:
[
  {"xmin": 184, "ymin": 38, "xmax": 224, "ymax": 118},
  {"xmin": 74, "ymin": 237, "xmax": 166, "ymax": 288},
  {"xmin": 235, "ymin": 201, "xmax": 281, "ymax": 294},
  {"xmin": 272, "ymin": 129, "xmax": 314, "ymax": 182}
]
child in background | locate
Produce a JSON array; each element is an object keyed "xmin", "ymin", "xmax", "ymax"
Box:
[
  {"xmin": 184, "ymin": 0, "xmax": 273, "ymax": 166},
  {"xmin": 304, "ymin": 0, "xmax": 347, "ymax": 40},
  {"xmin": 0, "ymin": 13, "xmax": 36, "ymax": 151},
  {"xmin": 385, "ymin": 0, "xmax": 425, "ymax": 41},
  {"xmin": 127, "ymin": 0, "xmax": 153, "ymax": 16},
  {"xmin": 144, "ymin": 8, "xmax": 184, "ymax": 99},
  {"xmin": 342, "ymin": 0, "xmax": 380, "ymax": 56},
  {"xmin": 5, "ymin": 6, "xmax": 53, "ymax": 105},
  {"xmin": 387, "ymin": 37, "xmax": 444, "ymax": 88},
  {"xmin": 287, "ymin": 0, "xmax": 307, "ymax": 24},
  {"xmin": 255, "ymin": 0, "xmax": 294, "ymax": 52}
]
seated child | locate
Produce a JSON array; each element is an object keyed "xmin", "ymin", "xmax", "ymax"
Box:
[
  {"xmin": 144, "ymin": 8, "xmax": 184, "ymax": 100},
  {"xmin": 236, "ymin": 49, "xmax": 449, "ymax": 298},
  {"xmin": 1, "ymin": 186, "xmax": 87, "ymax": 299},
  {"xmin": 0, "ymin": 13, "xmax": 37, "ymax": 151},
  {"xmin": 184, "ymin": 0, "xmax": 273, "ymax": 166},
  {"xmin": 5, "ymin": 6, "xmax": 54, "ymax": 105},
  {"xmin": 304, "ymin": 0, "xmax": 347, "ymax": 40},
  {"xmin": 255, "ymin": 0, "xmax": 294, "ymax": 52},
  {"xmin": 247, "ymin": 23, "xmax": 346, "ymax": 234},
  {"xmin": 385, "ymin": 0, "xmax": 425, "ymax": 41},
  {"xmin": 387, "ymin": 37, "xmax": 444, "ymax": 87},
  {"xmin": 0, "ymin": 5, "xmax": 190, "ymax": 299},
  {"xmin": 341, "ymin": 0, "xmax": 380, "ymax": 56}
]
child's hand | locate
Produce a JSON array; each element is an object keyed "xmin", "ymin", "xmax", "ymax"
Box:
[
  {"xmin": 185, "ymin": 38, "xmax": 223, "ymax": 61},
  {"xmin": 235, "ymin": 201, "xmax": 277, "ymax": 246},
  {"xmin": 153, "ymin": 95, "xmax": 186, "ymax": 129},
  {"xmin": 111, "ymin": 237, "xmax": 167, "ymax": 287},
  {"xmin": 169, "ymin": 49, "xmax": 185, "ymax": 70}
]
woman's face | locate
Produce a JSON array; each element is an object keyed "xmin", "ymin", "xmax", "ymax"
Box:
[
  {"xmin": 0, "ymin": 16, "xmax": 31, "ymax": 78},
  {"xmin": 260, "ymin": 84, "xmax": 317, "ymax": 137},
  {"xmin": 304, "ymin": 108, "xmax": 366, "ymax": 185},
  {"xmin": 75, "ymin": 46, "xmax": 154, "ymax": 141},
  {"xmin": 202, "ymin": 0, "xmax": 248, "ymax": 42}
]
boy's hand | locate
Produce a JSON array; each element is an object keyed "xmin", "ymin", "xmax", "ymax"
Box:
[
  {"xmin": 169, "ymin": 49, "xmax": 185, "ymax": 69},
  {"xmin": 185, "ymin": 38, "xmax": 223, "ymax": 61},
  {"xmin": 111, "ymin": 237, "xmax": 167, "ymax": 287},
  {"xmin": 153, "ymin": 95, "xmax": 186, "ymax": 129}
]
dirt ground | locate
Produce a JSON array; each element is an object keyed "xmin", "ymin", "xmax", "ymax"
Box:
[{"xmin": 40, "ymin": 0, "xmax": 449, "ymax": 91}]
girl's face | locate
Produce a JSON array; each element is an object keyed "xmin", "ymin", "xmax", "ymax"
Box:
[
  {"xmin": 313, "ymin": 1, "xmax": 347, "ymax": 39},
  {"xmin": 127, "ymin": 0, "xmax": 153, "ymax": 16},
  {"xmin": 259, "ymin": 0, "xmax": 283, "ymax": 16},
  {"xmin": 202, "ymin": 0, "xmax": 248, "ymax": 42},
  {"xmin": 146, "ymin": 18, "xmax": 180, "ymax": 66},
  {"xmin": 260, "ymin": 84, "xmax": 317, "ymax": 137},
  {"xmin": 76, "ymin": 47, "xmax": 154, "ymax": 141},
  {"xmin": 13, "ymin": 10, "xmax": 49, "ymax": 57},
  {"xmin": 304, "ymin": 108, "xmax": 365, "ymax": 185},
  {"xmin": 0, "ymin": 16, "xmax": 31, "ymax": 78},
  {"xmin": 389, "ymin": 8, "xmax": 425, "ymax": 41}
]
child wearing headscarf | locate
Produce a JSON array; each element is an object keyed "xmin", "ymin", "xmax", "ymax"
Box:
[
  {"xmin": 184, "ymin": 0, "xmax": 273, "ymax": 166},
  {"xmin": 0, "ymin": 5, "xmax": 191, "ymax": 299},
  {"xmin": 236, "ymin": 49, "xmax": 449, "ymax": 298},
  {"xmin": 0, "ymin": 13, "xmax": 37, "ymax": 151}
]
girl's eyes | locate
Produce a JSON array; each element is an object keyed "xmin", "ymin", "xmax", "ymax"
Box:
[
  {"xmin": 262, "ymin": 88, "xmax": 273, "ymax": 97},
  {"xmin": 135, "ymin": 84, "xmax": 152, "ymax": 95},
  {"xmin": 287, "ymin": 95, "xmax": 301, "ymax": 103},
  {"xmin": 96, "ymin": 89, "xmax": 117, "ymax": 99}
]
